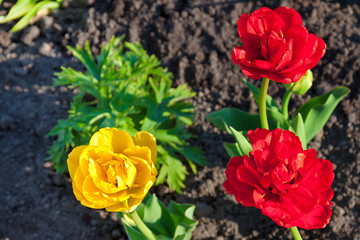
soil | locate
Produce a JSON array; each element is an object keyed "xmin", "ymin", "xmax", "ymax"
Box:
[{"xmin": 1, "ymin": 0, "xmax": 360, "ymax": 239}]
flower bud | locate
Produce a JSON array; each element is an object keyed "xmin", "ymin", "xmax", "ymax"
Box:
[{"xmin": 284, "ymin": 70, "xmax": 313, "ymax": 95}]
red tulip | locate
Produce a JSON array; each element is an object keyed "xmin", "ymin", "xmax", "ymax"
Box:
[
  {"xmin": 231, "ymin": 7, "xmax": 326, "ymax": 84},
  {"xmin": 224, "ymin": 128, "xmax": 334, "ymax": 229}
]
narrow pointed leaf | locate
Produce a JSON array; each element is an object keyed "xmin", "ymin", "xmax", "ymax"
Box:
[
  {"xmin": 289, "ymin": 113, "xmax": 306, "ymax": 149},
  {"xmin": 229, "ymin": 127, "xmax": 252, "ymax": 156}
]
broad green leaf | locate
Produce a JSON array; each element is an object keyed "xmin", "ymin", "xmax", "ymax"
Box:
[
  {"xmin": 206, "ymin": 108, "xmax": 261, "ymax": 133},
  {"xmin": 121, "ymin": 194, "xmax": 197, "ymax": 240},
  {"xmin": 267, "ymin": 108, "xmax": 289, "ymax": 130},
  {"xmin": 293, "ymin": 86, "xmax": 350, "ymax": 143},
  {"xmin": 289, "ymin": 113, "xmax": 306, "ymax": 149},
  {"xmin": 229, "ymin": 127, "xmax": 252, "ymax": 156},
  {"xmin": 243, "ymin": 78, "xmax": 281, "ymax": 112}
]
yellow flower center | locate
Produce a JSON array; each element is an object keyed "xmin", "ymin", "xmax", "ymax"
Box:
[{"xmin": 101, "ymin": 155, "xmax": 137, "ymax": 190}]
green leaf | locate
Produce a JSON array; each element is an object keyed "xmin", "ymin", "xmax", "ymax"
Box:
[
  {"xmin": 267, "ymin": 108, "xmax": 289, "ymax": 130},
  {"xmin": 293, "ymin": 86, "xmax": 350, "ymax": 143},
  {"xmin": 243, "ymin": 78, "xmax": 281, "ymax": 112},
  {"xmin": 289, "ymin": 113, "xmax": 307, "ymax": 149},
  {"xmin": 67, "ymin": 41, "xmax": 100, "ymax": 80},
  {"xmin": 0, "ymin": 0, "xmax": 36, "ymax": 23},
  {"xmin": 11, "ymin": 1, "xmax": 61, "ymax": 32},
  {"xmin": 228, "ymin": 127, "xmax": 252, "ymax": 156},
  {"xmin": 121, "ymin": 194, "xmax": 197, "ymax": 240},
  {"xmin": 176, "ymin": 145, "xmax": 207, "ymax": 167},
  {"xmin": 206, "ymin": 108, "xmax": 261, "ymax": 133},
  {"xmin": 156, "ymin": 150, "xmax": 188, "ymax": 193},
  {"xmin": 223, "ymin": 142, "xmax": 241, "ymax": 158},
  {"xmin": 47, "ymin": 37, "xmax": 204, "ymax": 193}
]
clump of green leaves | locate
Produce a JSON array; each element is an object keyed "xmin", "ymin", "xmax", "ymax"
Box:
[
  {"xmin": 47, "ymin": 36, "xmax": 206, "ymax": 193},
  {"xmin": 207, "ymin": 78, "xmax": 349, "ymax": 156},
  {"xmin": 121, "ymin": 194, "xmax": 197, "ymax": 240},
  {"xmin": 0, "ymin": 0, "xmax": 62, "ymax": 32}
]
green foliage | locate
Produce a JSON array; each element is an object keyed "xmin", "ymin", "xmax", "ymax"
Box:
[
  {"xmin": 47, "ymin": 36, "xmax": 206, "ymax": 193},
  {"xmin": 293, "ymin": 86, "xmax": 350, "ymax": 143},
  {"xmin": 120, "ymin": 194, "xmax": 197, "ymax": 240},
  {"xmin": 207, "ymin": 80, "xmax": 349, "ymax": 156},
  {"xmin": 205, "ymin": 108, "xmax": 260, "ymax": 132},
  {"xmin": 0, "ymin": 0, "xmax": 62, "ymax": 32},
  {"xmin": 228, "ymin": 127, "xmax": 252, "ymax": 156},
  {"xmin": 289, "ymin": 113, "xmax": 306, "ymax": 149},
  {"xmin": 243, "ymin": 79, "xmax": 281, "ymax": 112}
]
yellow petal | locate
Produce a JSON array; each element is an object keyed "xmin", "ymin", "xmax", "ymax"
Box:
[
  {"xmin": 105, "ymin": 196, "xmax": 143, "ymax": 213},
  {"xmin": 82, "ymin": 175, "xmax": 113, "ymax": 209},
  {"xmin": 127, "ymin": 175, "xmax": 156, "ymax": 199},
  {"xmin": 89, "ymin": 128, "xmax": 114, "ymax": 151},
  {"xmin": 127, "ymin": 197, "xmax": 144, "ymax": 212},
  {"xmin": 124, "ymin": 146, "xmax": 157, "ymax": 176},
  {"xmin": 124, "ymin": 146, "xmax": 152, "ymax": 165},
  {"xmin": 89, "ymin": 128, "xmax": 135, "ymax": 154},
  {"xmin": 67, "ymin": 145, "xmax": 87, "ymax": 180},
  {"xmin": 78, "ymin": 146, "xmax": 99, "ymax": 177},
  {"xmin": 125, "ymin": 155, "xmax": 152, "ymax": 186},
  {"xmin": 101, "ymin": 189, "xmax": 129, "ymax": 203},
  {"xmin": 105, "ymin": 202, "xmax": 129, "ymax": 212},
  {"xmin": 72, "ymin": 167, "xmax": 86, "ymax": 201},
  {"xmin": 132, "ymin": 131, "xmax": 157, "ymax": 163},
  {"xmin": 88, "ymin": 158, "xmax": 125, "ymax": 193}
]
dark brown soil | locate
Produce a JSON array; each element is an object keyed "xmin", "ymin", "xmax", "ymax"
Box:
[{"xmin": 1, "ymin": 0, "xmax": 359, "ymax": 239}]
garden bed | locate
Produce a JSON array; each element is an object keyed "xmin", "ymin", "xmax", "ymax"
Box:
[{"xmin": 0, "ymin": 0, "xmax": 359, "ymax": 239}]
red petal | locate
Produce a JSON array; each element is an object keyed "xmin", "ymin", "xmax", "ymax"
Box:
[
  {"xmin": 267, "ymin": 31, "xmax": 287, "ymax": 65},
  {"xmin": 288, "ymin": 204, "xmax": 332, "ymax": 230},
  {"xmin": 273, "ymin": 7, "xmax": 303, "ymax": 33},
  {"xmin": 237, "ymin": 164, "xmax": 261, "ymax": 188},
  {"xmin": 223, "ymin": 180, "xmax": 255, "ymax": 207},
  {"xmin": 285, "ymin": 25, "xmax": 309, "ymax": 59},
  {"xmin": 280, "ymin": 186, "xmax": 317, "ymax": 219},
  {"xmin": 301, "ymin": 157, "xmax": 334, "ymax": 192},
  {"xmin": 248, "ymin": 7, "xmax": 286, "ymax": 36}
]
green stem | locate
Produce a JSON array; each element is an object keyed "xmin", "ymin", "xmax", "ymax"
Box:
[
  {"xmin": 127, "ymin": 211, "xmax": 157, "ymax": 240},
  {"xmin": 259, "ymin": 78, "xmax": 270, "ymax": 130},
  {"xmin": 290, "ymin": 227, "xmax": 303, "ymax": 240},
  {"xmin": 282, "ymin": 89, "xmax": 292, "ymax": 120}
]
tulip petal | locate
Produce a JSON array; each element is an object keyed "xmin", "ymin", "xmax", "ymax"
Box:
[
  {"xmin": 89, "ymin": 128, "xmax": 135, "ymax": 153},
  {"xmin": 82, "ymin": 175, "xmax": 114, "ymax": 208},
  {"xmin": 101, "ymin": 189, "xmax": 129, "ymax": 203},
  {"xmin": 126, "ymin": 155, "xmax": 152, "ymax": 186},
  {"xmin": 73, "ymin": 167, "xmax": 85, "ymax": 201},
  {"xmin": 288, "ymin": 204, "xmax": 332, "ymax": 230},
  {"xmin": 223, "ymin": 180, "xmax": 255, "ymax": 207},
  {"xmin": 105, "ymin": 202, "xmax": 129, "ymax": 212},
  {"xmin": 67, "ymin": 145, "xmax": 87, "ymax": 180},
  {"xmin": 273, "ymin": 7, "xmax": 303, "ymax": 32},
  {"xmin": 132, "ymin": 131, "xmax": 157, "ymax": 164}
]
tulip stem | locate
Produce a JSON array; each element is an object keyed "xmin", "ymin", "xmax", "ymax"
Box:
[
  {"xmin": 282, "ymin": 89, "xmax": 292, "ymax": 120},
  {"xmin": 127, "ymin": 210, "xmax": 157, "ymax": 240},
  {"xmin": 290, "ymin": 227, "xmax": 303, "ymax": 240},
  {"xmin": 259, "ymin": 77, "xmax": 270, "ymax": 130}
]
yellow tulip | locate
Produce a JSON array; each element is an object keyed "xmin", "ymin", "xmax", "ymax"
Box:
[{"xmin": 67, "ymin": 128, "xmax": 157, "ymax": 212}]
